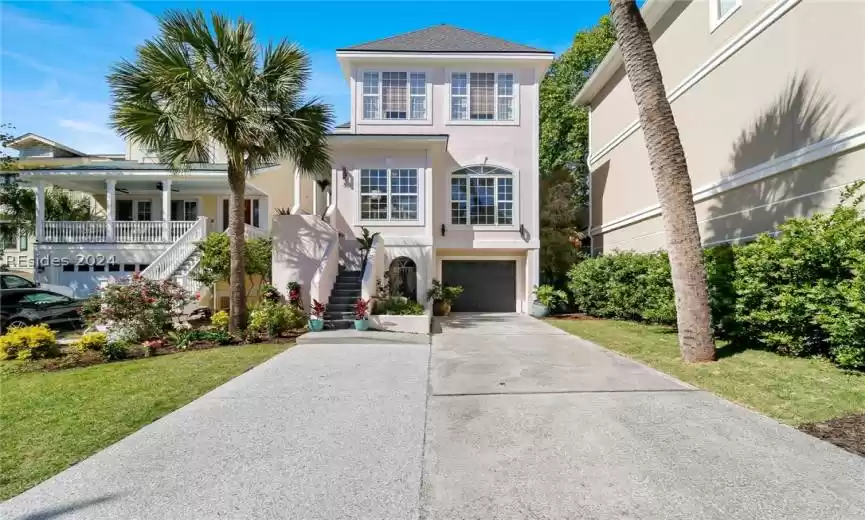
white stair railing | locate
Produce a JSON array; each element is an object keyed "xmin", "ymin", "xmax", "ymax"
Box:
[
  {"xmin": 310, "ymin": 231, "xmax": 339, "ymax": 308},
  {"xmin": 361, "ymin": 234, "xmax": 385, "ymax": 302},
  {"xmin": 140, "ymin": 217, "xmax": 207, "ymax": 285}
]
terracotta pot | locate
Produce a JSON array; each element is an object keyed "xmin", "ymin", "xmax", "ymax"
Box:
[{"xmin": 432, "ymin": 300, "xmax": 451, "ymax": 316}]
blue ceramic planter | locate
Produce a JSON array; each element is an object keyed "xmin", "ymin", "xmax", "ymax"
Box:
[
  {"xmin": 530, "ymin": 301, "xmax": 550, "ymax": 318},
  {"xmin": 354, "ymin": 319, "xmax": 370, "ymax": 331},
  {"xmin": 309, "ymin": 319, "xmax": 324, "ymax": 332}
]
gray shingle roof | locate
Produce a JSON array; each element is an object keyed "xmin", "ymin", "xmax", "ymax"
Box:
[{"xmin": 337, "ymin": 24, "xmax": 552, "ymax": 54}]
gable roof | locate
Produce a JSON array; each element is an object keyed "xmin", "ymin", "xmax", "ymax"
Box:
[
  {"xmin": 337, "ymin": 24, "xmax": 553, "ymax": 54},
  {"xmin": 7, "ymin": 133, "xmax": 88, "ymax": 157}
]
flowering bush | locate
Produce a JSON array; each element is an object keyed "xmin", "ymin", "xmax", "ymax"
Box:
[
  {"xmin": 0, "ymin": 324, "xmax": 58, "ymax": 360},
  {"xmin": 74, "ymin": 332, "xmax": 108, "ymax": 353},
  {"xmin": 287, "ymin": 281, "xmax": 302, "ymax": 308},
  {"xmin": 82, "ymin": 273, "xmax": 194, "ymax": 341}
]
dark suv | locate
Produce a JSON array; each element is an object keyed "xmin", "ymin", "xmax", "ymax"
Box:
[{"xmin": 0, "ymin": 289, "xmax": 84, "ymax": 331}]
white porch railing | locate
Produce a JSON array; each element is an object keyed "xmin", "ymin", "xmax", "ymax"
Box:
[
  {"xmin": 140, "ymin": 217, "xmax": 207, "ymax": 283},
  {"xmin": 40, "ymin": 220, "xmax": 197, "ymax": 244},
  {"xmin": 244, "ymin": 224, "xmax": 268, "ymax": 239},
  {"xmin": 361, "ymin": 234, "xmax": 385, "ymax": 302}
]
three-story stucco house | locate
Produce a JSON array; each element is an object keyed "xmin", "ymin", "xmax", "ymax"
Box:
[
  {"xmin": 576, "ymin": 0, "xmax": 865, "ymax": 253},
  {"xmin": 20, "ymin": 24, "xmax": 552, "ymax": 319},
  {"xmin": 272, "ymin": 25, "xmax": 553, "ymax": 318}
]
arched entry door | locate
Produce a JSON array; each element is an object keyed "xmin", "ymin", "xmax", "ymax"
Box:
[{"xmin": 389, "ymin": 257, "xmax": 418, "ymax": 301}]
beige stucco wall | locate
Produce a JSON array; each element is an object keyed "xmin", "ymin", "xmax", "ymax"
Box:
[{"xmin": 588, "ymin": 0, "xmax": 865, "ymax": 252}]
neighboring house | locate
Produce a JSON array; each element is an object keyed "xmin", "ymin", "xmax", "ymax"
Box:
[
  {"xmin": 576, "ymin": 0, "xmax": 865, "ymax": 253},
  {"xmin": 15, "ymin": 132, "xmax": 317, "ymax": 301},
  {"xmin": 273, "ymin": 25, "xmax": 553, "ymax": 315}
]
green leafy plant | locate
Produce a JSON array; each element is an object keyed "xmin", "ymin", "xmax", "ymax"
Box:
[
  {"xmin": 248, "ymin": 300, "xmax": 306, "ymax": 338},
  {"xmin": 167, "ymin": 330, "xmax": 195, "ymax": 350},
  {"xmin": 426, "ymin": 279, "xmax": 464, "ymax": 304},
  {"xmin": 73, "ymin": 332, "xmax": 108, "ymax": 353},
  {"xmin": 82, "ymin": 273, "xmax": 193, "ymax": 341},
  {"xmin": 442, "ymin": 285, "xmax": 464, "ymax": 304},
  {"xmin": 274, "ymin": 207, "xmax": 292, "ymax": 215},
  {"xmin": 373, "ymin": 297, "xmax": 425, "ymax": 316},
  {"xmin": 102, "ymin": 341, "xmax": 129, "ymax": 361},
  {"xmin": 192, "ymin": 233, "xmax": 273, "ymax": 295},
  {"xmin": 211, "ymin": 311, "xmax": 230, "ymax": 332},
  {"xmin": 0, "ymin": 324, "xmax": 58, "ymax": 360},
  {"xmin": 286, "ymin": 281, "xmax": 302, "ymax": 308},
  {"xmin": 533, "ymin": 285, "xmax": 569, "ymax": 311},
  {"xmin": 357, "ymin": 227, "xmax": 381, "ymax": 271}
]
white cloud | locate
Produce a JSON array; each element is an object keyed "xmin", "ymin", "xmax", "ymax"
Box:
[{"xmin": 58, "ymin": 119, "xmax": 116, "ymax": 136}]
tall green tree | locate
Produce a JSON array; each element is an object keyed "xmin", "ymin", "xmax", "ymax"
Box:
[
  {"xmin": 539, "ymin": 15, "xmax": 616, "ymax": 202},
  {"xmin": 108, "ymin": 10, "xmax": 332, "ymax": 332},
  {"xmin": 608, "ymin": 0, "xmax": 715, "ymax": 362}
]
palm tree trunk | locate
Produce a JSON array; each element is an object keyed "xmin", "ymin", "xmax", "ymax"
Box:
[
  {"xmin": 609, "ymin": 0, "xmax": 715, "ymax": 362},
  {"xmin": 227, "ymin": 163, "xmax": 248, "ymax": 332}
]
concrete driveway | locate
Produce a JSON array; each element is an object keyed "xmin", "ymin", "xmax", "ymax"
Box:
[
  {"xmin": 3, "ymin": 314, "xmax": 864, "ymax": 519},
  {"xmin": 422, "ymin": 313, "xmax": 865, "ymax": 519}
]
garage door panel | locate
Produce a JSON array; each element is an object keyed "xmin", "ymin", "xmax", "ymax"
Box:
[{"xmin": 442, "ymin": 260, "xmax": 516, "ymax": 312}]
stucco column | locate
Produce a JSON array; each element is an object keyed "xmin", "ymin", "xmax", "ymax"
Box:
[
  {"xmin": 34, "ymin": 181, "xmax": 45, "ymax": 242},
  {"xmin": 291, "ymin": 166, "xmax": 301, "ymax": 214},
  {"xmin": 106, "ymin": 179, "xmax": 116, "ymax": 241},
  {"xmin": 162, "ymin": 179, "xmax": 172, "ymax": 242}
]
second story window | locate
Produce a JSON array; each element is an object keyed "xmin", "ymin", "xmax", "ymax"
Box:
[
  {"xmin": 360, "ymin": 168, "xmax": 419, "ymax": 221},
  {"xmin": 362, "ymin": 72, "xmax": 427, "ymax": 121},
  {"xmin": 450, "ymin": 73, "xmax": 515, "ymax": 122},
  {"xmin": 451, "ymin": 165, "xmax": 514, "ymax": 226}
]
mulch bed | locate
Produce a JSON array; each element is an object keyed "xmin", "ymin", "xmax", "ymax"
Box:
[
  {"xmin": 799, "ymin": 413, "xmax": 865, "ymax": 457},
  {"xmin": 546, "ymin": 313, "xmax": 599, "ymax": 321}
]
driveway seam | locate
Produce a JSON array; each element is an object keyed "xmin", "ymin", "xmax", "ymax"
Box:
[
  {"xmin": 416, "ymin": 337, "xmax": 433, "ymax": 520},
  {"xmin": 431, "ymin": 388, "xmax": 702, "ymax": 398}
]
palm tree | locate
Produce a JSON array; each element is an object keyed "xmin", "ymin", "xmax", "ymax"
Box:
[
  {"xmin": 1, "ymin": 183, "xmax": 98, "ymax": 242},
  {"xmin": 607, "ymin": 0, "xmax": 715, "ymax": 362},
  {"xmin": 108, "ymin": 10, "xmax": 332, "ymax": 332}
]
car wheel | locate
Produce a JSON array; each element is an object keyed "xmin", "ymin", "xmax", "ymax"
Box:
[{"xmin": 7, "ymin": 319, "xmax": 30, "ymax": 329}]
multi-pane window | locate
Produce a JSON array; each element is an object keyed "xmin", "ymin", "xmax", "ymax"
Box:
[
  {"xmin": 450, "ymin": 166, "xmax": 514, "ymax": 225},
  {"xmin": 711, "ymin": 0, "xmax": 741, "ymax": 27},
  {"xmin": 450, "ymin": 73, "xmax": 515, "ymax": 121},
  {"xmin": 360, "ymin": 168, "xmax": 418, "ymax": 221},
  {"xmin": 362, "ymin": 72, "xmax": 427, "ymax": 120},
  {"xmin": 136, "ymin": 201, "xmax": 152, "ymax": 221}
]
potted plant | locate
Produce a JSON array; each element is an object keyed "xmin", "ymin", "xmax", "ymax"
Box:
[
  {"xmin": 353, "ymin": 298, "xmax": 371, "ymax": 331},
  {"xmin": 309, "ymin": 299, "xmax": 326, "ymax": 332},
  {"xmin": 287, "ymin": 281, "xmax": 302, "ymax": 308},
  {"xmin": 356, "ymin": 227, "xmax": 380, "ymax": 271},
  {"xmin": 531, "ymin": 285, "xmax": 568, "ymax": 317},
  {"xmin": 426, "ymin": 279, "xmax": 464, "ymax": 316}
]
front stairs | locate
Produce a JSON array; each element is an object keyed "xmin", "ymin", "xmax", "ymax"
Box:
[{"xmin": 324, "ymin": 267, "xmax": 362, "ymax": 330}]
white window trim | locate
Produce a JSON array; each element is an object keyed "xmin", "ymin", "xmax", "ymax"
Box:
[
  {"xmin": 448, "ymin": 163, "xmax": 519, "ymax": 230},
  {"xmin": 216, "ymin": 195, "xmax": 269, "ymax": 232},
  {"xmin": 356, "ymin": 68, "xmax": 433, "ymax": 126},
  {"xmin": 709, "ymin": 0, "xmax": 742, "ymax": 33},
  {"xmin": 446, "ymin": 69, "xmax": 520, "ymax": 126},
  {"xmin": 356, "ymin": 167, "xmax": 425, "ymax": 227}
]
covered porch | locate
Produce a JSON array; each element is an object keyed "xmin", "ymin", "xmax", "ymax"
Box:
[{"xmin": 22, "ymin": 167, "xmax": 269, "ymax": 244}]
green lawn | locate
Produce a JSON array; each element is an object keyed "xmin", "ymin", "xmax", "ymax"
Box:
[
  {"xmin": 0, "ymin": 344, "xmax": 287, "ymax": 500},
  {"xmin": 548, "ymin": 319, "xmax": 865, "ymax": 426}
]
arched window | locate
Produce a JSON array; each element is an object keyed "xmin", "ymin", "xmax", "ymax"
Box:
[
  {"xmin": 388, "ymin": 257, "xmax": 418, "ymax": 301},
  {"xmin": 450, "ymin": 165, "xmax": 513, "ymax": 225}
]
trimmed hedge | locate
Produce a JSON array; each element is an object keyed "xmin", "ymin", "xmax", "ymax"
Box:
[{"xmin": 567, "ymin": 185, "xmax": 865, "ymax": 369}]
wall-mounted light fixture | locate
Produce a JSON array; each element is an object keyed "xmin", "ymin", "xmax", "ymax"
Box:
[{"xmin": 440, "ymin": 224, "xmax": 446, "ymax": 237}]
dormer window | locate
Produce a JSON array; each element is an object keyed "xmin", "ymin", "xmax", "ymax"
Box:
[{"xmin": 362, "ymin": 71, "xmax": 427, "ymax": 121}]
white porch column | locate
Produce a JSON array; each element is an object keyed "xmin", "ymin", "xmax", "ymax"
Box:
[
  {"xmin": 34, "ymin": 181, "xmax": 45, "ymax": 242},
  {"xmin": 312, "ymin": 181, "xmax": 319, "ymax": 215},
  {"xmin": 162, "ymin": 179, "xmax": 172, "ymax": 242},
  {"xmin": 106, "ymin": 179, "xmax": 116, "ymax": 241}
]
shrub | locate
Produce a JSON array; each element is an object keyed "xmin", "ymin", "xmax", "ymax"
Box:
[
  {"xmin": 248, "ymin": 300, "xmax": 306, "ymax": 338},
  {"xmin": 74, "ymin": 332, "xmax": 108, "ymax": 353},
  {"xmin": 0, "ymin": 325, "xmax": 58, "ymax": 360},
  {"xmin": 82, "ymin": 273, "xmax": 194, "ymax": 341},
  {"xmin": 533, "ymin": 285, "xmax": 569, "ymax": 311},
  {"xmin": 211, "ymin": 311, "xmax": 229, "ymax": 332},
  {"xmin": 374, "ymin": 296, "xmax": 425, "ymax": 315},
  {"xmin": 102, "ymin": 341, "xmax": 128, "ymax": 361}
]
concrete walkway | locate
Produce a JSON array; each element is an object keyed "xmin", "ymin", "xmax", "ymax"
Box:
[{"xmin": 3, "ymin": 314, "xmax": 865, "ymax": 519}]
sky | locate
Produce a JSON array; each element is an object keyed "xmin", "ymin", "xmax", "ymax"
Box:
[{"xmin": 1, "ymin": 1, "xmax": 610, "ymax": 155}]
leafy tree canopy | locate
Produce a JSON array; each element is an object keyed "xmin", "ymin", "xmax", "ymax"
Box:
[{"xmin": 539, "ymin": 15, "xmax": 616, "ymax": 204}]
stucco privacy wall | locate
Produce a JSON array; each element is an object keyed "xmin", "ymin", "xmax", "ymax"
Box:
[
  {"xmin": 588, "ymin": 0, "xmax": 865, "ymax": 252},
  {"xmin": 271, "ymin": 214, "xmax": 337, "ymax": 309}
]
